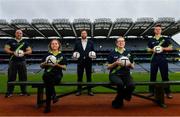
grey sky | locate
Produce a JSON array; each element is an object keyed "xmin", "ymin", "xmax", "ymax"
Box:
[{"xmin": 0, "ymin": 0, "xmax": 180, "ymax": 44}]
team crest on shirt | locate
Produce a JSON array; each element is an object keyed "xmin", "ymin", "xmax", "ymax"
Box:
[{"xmin": 114, "ymin": 56, "xmax": 119, "ymax": 59}]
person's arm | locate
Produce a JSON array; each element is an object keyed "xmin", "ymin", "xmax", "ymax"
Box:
[
  {"xmin": 54, "ymin": 64, "xmax": 67, "ymax": 70},
  {"xmin": 24, "ymin": 47, "xmax": 32, "ymax": 55},
  {"xmin": 147, "ymin": 47, "xmax": 154, "ymax": 53},
  {"xmin": 127, "ymin": 62, "xmax": 135, "ymax": 69},
  {"xmin": 107, "ymin": 60, "xmax": 120, "ymax": 70},
  {"xmin": 146, "ymin": 39, "xmax": 154, "ymax": 53},
  {"xmin": 4, "ymin": 45, "xmax": 14, "ymax": 55},
  {"xmin": 40, "ymin": 62, "xmax": 55, "ymax": 68},
  {"xmin": 162, "ymin": 45, "xmax": 173, "ymax": 52}
]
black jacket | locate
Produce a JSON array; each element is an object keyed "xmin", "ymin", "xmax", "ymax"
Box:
[{"xmin": 74, "ymin": 39, "xmax": 95, "ymax": 63}]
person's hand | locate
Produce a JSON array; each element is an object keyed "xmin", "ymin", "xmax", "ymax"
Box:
[
  {"xmin": 13, "ymin": 51, "xmax": 18, "ymax": 57},
  {"xmin": 42, "ymin": 62, "xmax": 56, "ymax": 67},
  {"xmin": 115, "ymin": 60, "xmax": 122, "ymax": 66}
]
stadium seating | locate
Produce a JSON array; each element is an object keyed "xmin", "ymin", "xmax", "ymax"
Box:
[{"xmin": 0, "ymin": 18, "xmax": 179, "ymax": 73}]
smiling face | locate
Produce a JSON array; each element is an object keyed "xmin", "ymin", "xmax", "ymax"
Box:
[
  {"xmin": 49, "ymin": 39, "xmax": 61, "ymax": 51},
  {"xmin": 116, "ymin": 37, "xmax": 125, "ymax": 49},
  {"xmin": 15, "ymin": 30, "xmax": 23, "ymax": 40}
]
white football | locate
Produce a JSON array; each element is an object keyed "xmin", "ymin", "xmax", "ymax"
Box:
[
  {"xmin": 15, "ymin": 50, "xmax": 24, "ymax": 57},
  {"xmin": 154, "ymin": 46, "xmax": 163, "ymax": 53},
  {"xmin": 45, "ymin": 55, "xmax": 57, "ymax": 65},
  {"xmin": 118, "ymin": 56, "xmax": 131, "ymax": 67},
  {"xmin": 72, "ymin": 52, "xmax": 80, "ymax": 59},
  {"xmin": 89, "ymin": 51, "xmax": 96, "ymax": 59}
]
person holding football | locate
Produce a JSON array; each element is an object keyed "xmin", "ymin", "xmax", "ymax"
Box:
[
  {"xmin": 147, "ymin": 24, "xmax": 173, "ymax": 99},
  {"xmin": 4, "ymin": 29, "xmax": 32, "ymax": 98},
  {"xmin": 107, "ymin": 37, "xmax": 135, "ymax": 109},
  {"xmin": 40, "ymin": 39, "xmax": 67, "ymax": 113}
]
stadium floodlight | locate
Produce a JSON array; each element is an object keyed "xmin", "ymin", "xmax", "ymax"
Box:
[
  {"xmin": 73, "ymin": 18, "xmax": 91, "ymax": 30},
  {"xmin": 156, "ymin": 17, "xmax": 175, "ymax": 29},
  {"xmin": 136, "ymin": 17, "xmax": 154, "ymax": 23},
  {"xmin": 74, "ymin": 18, "xmax": 91, "ymax": 23},
  {"xmin": 52, "ymin": 18, "xmax": 72, "ymax": 30},
  {"xmin": 157, "ymin": 17, "xmax": 175, "ymax": 23},
  {"xmin": 0, "ymin": 19, "xmax": 14, "ymax": 31},
  {"xmin": 115, "ymin": 18, "xmax": 133, "ymax": 23},
  {"xmin": 53, "ymin": 18, "xmax": 70, "ymax": 24},
  {"xmin": 32, "ymin": 18, "xmax": 52, "ymax": 30},
  {"xmin": 132, "ymin": 17, "xmax": 154, "ymax": 30},
  {"xmin": 11, "ymin": 19, "xmax": 29, "ymax": 24},
  {"xmin": 32, "ymin": 18, "xmax": 50, "ymax": 24},
  {"xmin": 94, "ymin": 18, "xmax": 112, "ymax": 30},
  {"xmin": 10, "ymin": 19, "xmax": 33, "ymax": 30},
  {"xmin": 114, "ymin": 18, "xmax": 133, "ymax": 30},
  {"xmin": 0, "ymin": 19, "xmax": 8, "ymax": 25}
]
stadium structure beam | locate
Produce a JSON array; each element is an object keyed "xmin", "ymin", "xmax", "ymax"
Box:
[
  {"xmin": 50, "ymin": 24, "xmax": 62, "ymax": 39},
  {"xmin": 91, "ymin": 23, "xmax": 94, "ymax": 37},
  {"xmin": 71, "ymin": 23, "xmax": 77, "ymax": 37},
  {"xmin": 140, "ymin": 23, "xmax": 154, "ymax": 36},
  {"xmin": 31, "ymin": 25, "xmax": 48, "ymax": 39},
  {"xmin": 124, "ymin": 23, "xmax": 134, "ymax": 36},
  {"xmin": 0, "ymin": 29, "xmax": 14, "ymax": 37},
  {"xmin": 107, "ymin": 23, "xmax": 114, "ymax": 38}
]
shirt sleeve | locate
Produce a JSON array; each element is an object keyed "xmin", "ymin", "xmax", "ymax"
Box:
[
  {"xmin": 4, "ymin": 40, "xmax": 11, "ymax": 49},
  {"xmin": 129, "ymin": 52, "xmax": 134, "ymax": 63},
  {"xmin": 59, "ymin": 54, "xmax": 67, "ymax": 65},
  {"xmin": 107, "ymin": 52, "xmax": 114, "ymax": 64},
  {"xmin": 42, "ymin": 54, "xmax": 48, "ymax": 63},
  {"xmin": 147, "ymin": 39, "xmax": 153, "ymax": 49},
  {"xmin": 165, "ymin": 37, "xmax": 173, "ymax": 47},
  {"xmin": 24, "ymin": 41, "xmax": 31, "ymax": 49}
]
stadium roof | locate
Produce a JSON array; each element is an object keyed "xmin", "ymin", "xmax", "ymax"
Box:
[{"xmin": 0, "ymin": 17, "xmax": 180, "ymax": 38}]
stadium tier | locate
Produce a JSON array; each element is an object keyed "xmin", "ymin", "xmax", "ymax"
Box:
[
  {"xmin": 0, "ymin": 18, "xmax": 179, "ymax": 72},
  {"xmin": 0, "ymin": 17, "xmax": 180, "ymax": 38}
]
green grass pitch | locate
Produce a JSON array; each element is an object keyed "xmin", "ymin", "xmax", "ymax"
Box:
[{"xmin": 0, "ymin": 72, "xmax": 180, "ymax": 94}]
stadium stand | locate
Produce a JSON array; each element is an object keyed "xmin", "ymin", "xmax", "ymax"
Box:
[{"xmin": 0, "ymin": 17, "xmax": 179, "ymax": 73}]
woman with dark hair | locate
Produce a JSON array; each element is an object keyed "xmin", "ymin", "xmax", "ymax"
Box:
[{"xmin": 40, "ymin": 39, "xmax": 67, "ymax": 113}]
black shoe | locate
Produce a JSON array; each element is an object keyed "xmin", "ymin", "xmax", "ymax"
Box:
[
  {"xmin": 43, "ymin": 107, "xmax": 51, "ymax": 113},
  {"xmin": 112, "ymin": 100, "xmax": 123, "ymax": 109},
  {"xmin": 5, "ymin": 93, "xmax": 13, "ymax": 98},
  {"xmin": 88, "ymin": 92, "xmax": 94, "ymax": 96},
  {"xmin": 166, "ymin": 93, "xmax": 173, "ymax": 99},
  {"xmin": 52, "ymin": 96, "xmax": 59, "ymax": 104},
  {"xmin": 124, "ymin": 94, "xmax": 132, "ymax": 101},
  {"xmin": 147, "ymin": 93, "xmax": 154, "ymax": 97},
  {"xmin": 75, "ymin": 92, "xmax": 81, "ymax": 96}
]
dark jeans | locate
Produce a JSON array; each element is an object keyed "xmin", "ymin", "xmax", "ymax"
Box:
[
  {"xmin": 7, "ymin": 61, "xmax": 27, "ymax": 94},
  {"xmin": 43, "ymin": 72, "xmax": 62, "ymax": 108},
  {"xmin": 77, "ymin": 60, "xmax": 92, "ymax": 92},
  {"xmin": 149, "ymin": 59, "xmax": 170, "ymax": 94},
  {"xmin": 109, "ymin": 74, "xmax": 135, "ymax": 101}
]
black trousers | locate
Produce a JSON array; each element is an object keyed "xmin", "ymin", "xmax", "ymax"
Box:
[
  {"xmin": 149, "ymin": 59, "xmax": 170, "ymax": 94},
  {"xmin": 43, "ymin": 72, "xmax": 61, "ymax": 108},
  {"xmin": 109, "ymin": 74, "xmax": 135, "ymax": 101},
  {"xmin": 7, "ymin": 61, "xmax": 27, "ymax": 94},
  {"xmin": 77, "ymin": 60, "xmax": 92, "ymax": 92}
]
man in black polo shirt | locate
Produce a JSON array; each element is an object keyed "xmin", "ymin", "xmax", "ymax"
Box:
[
  {"xmin": 147, "ymin": 24, "xmax": 173, "ymax": 99},
  {"xmin": 4, "ymin": 29, "xmax": 32, "ymax": 98},
  {"xmin": 107, "ymin": 37, "xmax": 135, "ymax": 108}
]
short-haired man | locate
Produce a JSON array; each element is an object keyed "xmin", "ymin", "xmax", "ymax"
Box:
[
  {"xmin": 4, "ymin": 29, "xmax": 32, "ymax": 97},
  {"xmin": 147, "ymin": 24, "xmax": 173, "ymax": 99}
]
